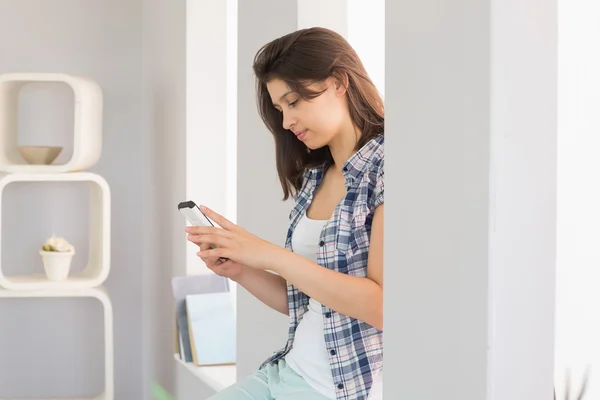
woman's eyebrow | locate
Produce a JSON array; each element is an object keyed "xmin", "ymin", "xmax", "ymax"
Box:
[
  {"xmin": 273, "ymin": 91, "xmax": 293, "ymax": 107},
  {"xmin": 279, "ymin": 90, "xmax": 293, "ymax": 100}
]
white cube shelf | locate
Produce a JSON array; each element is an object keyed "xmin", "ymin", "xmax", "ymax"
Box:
[
  {"xmin": 0, "ymin": 172, "xmax": 110, "ymax": 290},
  {"xmin": 0, "ymin": 73, "xmax": 102, "ymax": 173},
  {"xmin": 0, "ymin": 286, "xmax": 114, "ymax": 400}
]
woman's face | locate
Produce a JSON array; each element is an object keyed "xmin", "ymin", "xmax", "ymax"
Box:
[{"xmin": 267, "ymin": 77, "xmax": 349, "ymax": 150}]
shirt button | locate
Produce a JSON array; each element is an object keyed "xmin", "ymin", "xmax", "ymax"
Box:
[
  {"xmin": 325, "ymin": 312, "xmax": 332, "ymax": 318},
  {"xmin": 319, "ymin": 240, "xmax": 325, "ymax": 247},
  {"xmin": 337, "ymin": 383, "xmax": 344, "ymax": 390},
  {"xmin": 330, "ymin": 349, "xmax": 337, "ymax": 356}
]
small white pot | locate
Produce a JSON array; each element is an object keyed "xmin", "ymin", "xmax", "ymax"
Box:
[{"xmin": 39, "ymin": 250, "xmax": 75, "ymax": 281}]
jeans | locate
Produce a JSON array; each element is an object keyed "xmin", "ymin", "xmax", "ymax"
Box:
[{"xmin": 207, "ymin": 359, "xmax": 333, "ymax": 400}]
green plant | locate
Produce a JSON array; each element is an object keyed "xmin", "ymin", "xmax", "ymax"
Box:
[{"xmin": 40, "ymin": 233, "xmax": 74, "ymax": 252}]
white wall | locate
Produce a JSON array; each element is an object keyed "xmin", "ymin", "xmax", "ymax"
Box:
[{"xmin": 555, "ymin": 0, "xmax": 600, "ymax": 396}]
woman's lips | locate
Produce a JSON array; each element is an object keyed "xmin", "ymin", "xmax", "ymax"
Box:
[{"xmin": 295, "ymin": 129, "xmax": 308, "ymax": 140}]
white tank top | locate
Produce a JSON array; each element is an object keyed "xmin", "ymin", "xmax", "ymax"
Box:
[{"xmin": 285, "ymin": 213, "xmax": 336, "ymax": 399}]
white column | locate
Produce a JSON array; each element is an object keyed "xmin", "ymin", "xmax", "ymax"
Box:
[
  {"xmin": 555, "ymin": 0, "xmax": 600, "ymax": 397},
  {"xmin": 186, "ymin": 0, "xmax": 230, "ymax": 275},
  {"xmin": 488, "ymin": 0, "xmax": 557, "ymax": 398},
  {"xmin": 385, "ymin": 0, "xmax": 557, "ymax": 399},
  {"xmin": 297, "ymin": 0, "xmax": 348, "ymax": 37},
  {"xmin": 347, "ymin": 0, "xmax": 385, "ymax": 95}
]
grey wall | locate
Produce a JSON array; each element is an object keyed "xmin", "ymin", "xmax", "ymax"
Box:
[
  {"xmin": 141, "ymin": 0, "xmax": 182, "ymax": 398},
  {"xmin": 236, "ymin": 0, "xmax": 297, "ymax": 380},
  {"xmin": 0, "ymin": 0, "xmax": 144, "ymax": 398}
]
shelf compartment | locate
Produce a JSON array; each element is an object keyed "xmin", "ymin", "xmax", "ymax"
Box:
[
  {"xmin": 0, "ymin": 172, "xmax": 110, "ymax": 290},
  {"xmin": 0, "ymin": 73, "xmax": 102, "ymax": 174},
  {"xmin": 0, "ymin": 286, "xmax": 114, "ymax": 400}
]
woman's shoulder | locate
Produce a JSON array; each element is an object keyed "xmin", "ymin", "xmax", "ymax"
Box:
[
  {"xmin": 368, "ymin": 134, "xmax": 384, "ymax": 163},
  {"xmin": 360, "ymin": 135, "xmax": 384, "ymax": 177},
  {"xmin": 363, "ymin": 136, "xmax": 384, "ymax": 208},
  {"xmin": 356, "ymin": 135, "xmax": 384, "ymax": 181}
]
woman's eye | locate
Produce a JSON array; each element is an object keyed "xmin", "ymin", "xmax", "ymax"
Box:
[{"xmin": 288, "ymin": 100, "xmax": 298, "ymax": 108}]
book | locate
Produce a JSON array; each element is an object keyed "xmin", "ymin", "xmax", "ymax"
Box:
[
  {"xmin": 171, "ymin": 274, "xmax": 229, "ymax": 362},
  {"xmin": 174, "ymin": 316, "xmax": 181, "ymax": 358},
  {"xmin": 186, "ymin": 291, "xmax": 236, "ymax": 366}
]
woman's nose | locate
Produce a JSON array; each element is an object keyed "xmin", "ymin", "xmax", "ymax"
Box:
[{"xmin": 282, "ymin": 112, "xmax": 296, "ymax": 131}]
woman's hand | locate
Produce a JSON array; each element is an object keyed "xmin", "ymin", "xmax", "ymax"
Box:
[
  {"xmin": 185, "ymin": 205, "xmax": 285, "ymax": 271},
  {"xmin": 196, "ymin": 241, "xmax": 247, "ymax": 280}
]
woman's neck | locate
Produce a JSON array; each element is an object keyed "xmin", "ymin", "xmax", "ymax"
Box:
[{"xmin": 328, "ymin": 124, "xmax": 362, "ymax": 172}]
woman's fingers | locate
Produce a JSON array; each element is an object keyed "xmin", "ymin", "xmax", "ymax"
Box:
[
  {"xmin": 199, "ymin": 206, "xmax": 238, "ymax": 231},
  {"xmin": 198, "ymin": 243, "xmax": 216, "ymax": 262},
  {"xmin": 186, "ymin": 226, "xmax": 232, "ymax": 237},
  {"xmin": 198, "ymin": 247, "xmax": 229, "ymax": 260},
  {"xmin": 188, "ymin": 234, "xmax": 231, "ymax": 249},
  {"xmin": 204, "ymin": 257, "xmax": 226, "ymax": 268},
  {"xmin": 199, "ymin": 242, "xmax": 211, "ymax": 252}
]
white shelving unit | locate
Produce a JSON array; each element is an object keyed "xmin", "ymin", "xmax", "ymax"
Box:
[
  {"xmin": 0, "ymin": 73, "xmax": 114, "ymax": 400},
  {"xmin": 0, "ymin": 73, "xmax": 102, "ymax": 174}
]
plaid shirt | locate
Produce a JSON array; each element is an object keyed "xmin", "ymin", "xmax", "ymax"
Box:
[{"xmin": 261, "ymin": 135, "xmax": 384, "ymax": 400}]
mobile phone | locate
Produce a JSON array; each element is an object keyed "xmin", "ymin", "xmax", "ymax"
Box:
[
  {"xmin": 178, "ymin": 200, "xmax": 228, "ymax": 263},
  {"xmin": 178, "ymin": 200, "xmax": 214, "ymax": 228}
]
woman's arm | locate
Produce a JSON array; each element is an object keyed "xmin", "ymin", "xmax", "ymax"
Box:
[
  {"xmin": 188, "ymin": 204, "xmax": 384, "ymax": 329},
  {"xmin": 233, "ymin": 267, "xmax": 289, "ymax": 315},
  {"xmin": 269, "ymin": 204, "xmax": 384, "ymax": 329}
]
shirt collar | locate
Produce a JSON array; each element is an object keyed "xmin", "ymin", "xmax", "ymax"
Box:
[{"xmin": 306, "ymin": 134, "xmax": 384, "ymax": 187}]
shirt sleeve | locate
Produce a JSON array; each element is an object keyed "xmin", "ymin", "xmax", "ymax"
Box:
[{"xmin": 374, "ymin": 159, "xmax": 384, "ymax": 208}]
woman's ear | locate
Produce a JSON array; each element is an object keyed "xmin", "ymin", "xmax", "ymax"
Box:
[{"xmin": 332, "ymin": 73, "xmax": 349, "ymax": 96}]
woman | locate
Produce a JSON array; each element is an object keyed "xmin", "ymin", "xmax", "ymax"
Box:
[{"xmin": 186, "ymin": 27, "xmax": 384, "ymax": 400}]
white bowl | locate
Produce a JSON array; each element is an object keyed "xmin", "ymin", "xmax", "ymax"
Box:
[{"xmin": 18, "ymin": 146, "xmax": 63, "ymax": 165}]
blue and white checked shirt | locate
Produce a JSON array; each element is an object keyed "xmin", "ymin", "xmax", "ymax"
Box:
[{"xmin": 261, "ymin": 135, "xmax": 384, "ymax": 400}]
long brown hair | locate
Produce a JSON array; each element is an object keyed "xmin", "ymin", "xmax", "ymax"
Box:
[{"xmin": 252, "ymin": 27, "xmax": 384, "ymax": 200}]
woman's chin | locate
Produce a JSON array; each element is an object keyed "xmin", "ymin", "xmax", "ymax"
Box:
[{"xmin": 304, "ymin": 139, "xmax": 328, "ymax": 151}]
